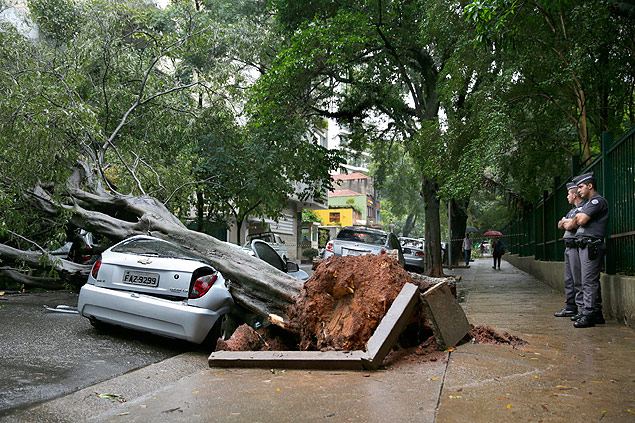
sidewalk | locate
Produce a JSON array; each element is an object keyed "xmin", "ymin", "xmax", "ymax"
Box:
[{"xmin": 5, "ymin": 259, "xmax": 634, "ymax": 422}]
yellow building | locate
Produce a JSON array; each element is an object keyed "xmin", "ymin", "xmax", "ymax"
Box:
[{"xmin": 312, "ymin": 207, "xmax": 362, "ymax": 227}]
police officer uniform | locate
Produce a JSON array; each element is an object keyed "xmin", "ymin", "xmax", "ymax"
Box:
[
  {"xmin": 554, "ymin": 183, "xmax": 585, "ymax": 317},
  {"xmin": 572, "ymin": 173, "xmax": 609, "ymax": 328}
]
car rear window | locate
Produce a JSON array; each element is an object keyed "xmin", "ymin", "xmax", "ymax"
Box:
[
  {"xmin": 400, "ymin": 239, "xmax": 423, "ymax": 249},
  {"xmin": 336, "ymin": 229, "xmax": 387, "ymax": 246},
  {"xmin": 112, "ymin": 238, "xmax": 205, "ymax": 261},
  {"xmin": 245, "ymin": 233, "xmax": 275, "ymax": 246}
]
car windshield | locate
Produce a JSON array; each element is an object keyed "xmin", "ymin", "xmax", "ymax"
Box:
[
  {"xmin": 336, "ymin": 229, "xmax": 387, "ymax": 246},
  {"xmin": 112, "ymin": 238, "xmax": 206, "ymax": 262}
]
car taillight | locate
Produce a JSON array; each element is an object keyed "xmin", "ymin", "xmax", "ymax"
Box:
[
  {"xmin": 91, "ymin": 259, "xmax": 101, "ymax": 279},
  {"xmin": 81, "ymin": 244, "xmax": 92, "ymax": 262},
  {"xmin": 380, "ymin": 250, "xmax": 386, "ymax": 254},
  {"xmin": 190, "ymin": 274, "xmax": 217, "ymax": 299},
  {"xmin": 325, "ymin": 241, "xmax": 334, "ymax": 253},
  {"xmin": 415, "ymin": 251, "xmax": 424, "ymax": 256}
]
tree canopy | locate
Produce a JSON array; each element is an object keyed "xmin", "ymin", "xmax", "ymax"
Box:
[{"xmin": 0, "ymin": 0, "xmax": 632, "ymax": 287}]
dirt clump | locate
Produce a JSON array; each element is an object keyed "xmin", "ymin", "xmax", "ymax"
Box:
[
  {"xmin": 382, "ymin": 336, "xmax": 447, "ymax": 366},
  {"xmin": 289, "ymin": 254, "xmax": 432, "ymax": 351},
  {"xmin": 216, "ymin": 324, "xmax": 296, "ymax": 352},
  {"xmin": 467, "ymin": 324, "xmax": 527, "ymax": 347},
  {"xmin": 215, "ymin": 324, "xmax": 264, "ymax": 351}
]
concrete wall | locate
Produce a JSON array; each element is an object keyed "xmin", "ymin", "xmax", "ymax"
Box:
[{"xmin": 504, "ymin": 254, "xmax": 635, "ymax": 327}]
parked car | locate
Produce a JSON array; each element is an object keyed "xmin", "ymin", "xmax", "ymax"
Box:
[
  {"xmin": 237, "ymin": 240, "xmax": 309, "ymax": 280},
  {"xmin": 77, "ymin": 235, "xmax": 234, "ymax": 345},
  {"xmin": 244, "ymin": 232, "xmax": 288, "ymax": 261},
  {"xmin": 49, "ymin": 229, "xmax": 98, "ymax": 264},
  {"xmin": 323, "ymin": 226, "xmax": 405, "ymax": 266},
  {"xmin": 399, "ymin": 237, "xmax": 425, "ymax": 273}
]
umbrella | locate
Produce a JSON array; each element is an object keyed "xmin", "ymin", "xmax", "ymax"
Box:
[
  {"xmin": 483, "ymin": 230, "xmax": 503, "ymax": 236},
  {"xmin": 466, "ymin": 226, "xmax": 479, "ymax": 233}
]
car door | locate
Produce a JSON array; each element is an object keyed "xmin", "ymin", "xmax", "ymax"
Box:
[
  {"xmin": 251, "ymin": 240, "xmax": 286, "ymax": 272},
  {"xmin": 388, "ymin": 233, "xmax": 405, "ymax": 266}
]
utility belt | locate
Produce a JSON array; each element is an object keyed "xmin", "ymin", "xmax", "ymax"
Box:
[
  {"xmin": 563, "ymin": 239, "xmax": 577, "ymax": 248},
  {"xmin": 576, "ymin": 238, "xmax": 603, "ymax": 248},
  {"xmin": 577, "ymin": 237, "xmax": 604, "ymax": 260}
]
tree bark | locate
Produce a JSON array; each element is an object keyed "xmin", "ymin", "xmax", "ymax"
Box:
[
  {"xmin": 449, "ymin": 199, "xmax": 468, "ymax": 266},
  {"xmin": 421, "ymin": 175, "xmax": 444, "ymax": 277},
  {"xmin": 402, "ymin": 213, "xmax": 417, "ymax": 237},
  {"xmin": 0, "ymin": 244, "xmax": 90, "ymax": 287}
]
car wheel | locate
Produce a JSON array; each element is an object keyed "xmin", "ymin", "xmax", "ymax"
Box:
[
  {"xmin": 89, "ymin": 317, "xmax": 108, "ymax": 331},
  {"xmin": 220, "ymin": 314, "xmax": 239, "ymax": 340},
  {"xmin": 202, "ymin": 315, "xmax": 225, "ymax": 350}
]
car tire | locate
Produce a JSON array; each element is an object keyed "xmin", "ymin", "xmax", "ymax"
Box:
[
  {"xmin": 202, "ymin": 315, "xmax": 225, "ymax": 350},
  {"xmin": 220, "ymin": 314, "xmax": 239, "ymax": 340},
  {"xmin": 89, "ymin": 317, "xmax": 109, "ymax": 331}
]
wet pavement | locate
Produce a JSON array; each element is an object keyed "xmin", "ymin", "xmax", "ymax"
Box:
[
  {"xmin": 3, "ymin": 259, "xmax": 634, "ymax": 422},
  {"xmin": 0, "ymin": 291, "xmax": 192, "ymax": 416}
]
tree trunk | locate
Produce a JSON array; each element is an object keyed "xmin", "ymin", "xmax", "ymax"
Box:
[
  {"xmin": 450, "ymin": 199, "xmax": 468, "ymax": 266},
  {"xmin": 402, "ymin": 213, "xmax": 417, "ymax": 237},
  {"xmin": 235, "ymin": 217, "xmax": 243, "ymax": 245},
  {"xmin": 421, "ymin": 175, "xmax": 444, "ymax": 277}
]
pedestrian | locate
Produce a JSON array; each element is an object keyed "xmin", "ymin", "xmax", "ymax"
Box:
[
  {"xmin": 462, "ymin": 233, "xmax": 472, "ymax": 266},
  {"xmin": 479, "ymin": 242, "xmax": 485, "ymax": 255},
  {"xmin": 491, "ymin": 236, "xmax": 504, "ymax": 269},
  {"xmin": 564, "ymin": 173, "xmax": 609, "ymax": 328},
  {"xmin": 554, "ymin": 182, "xmax": 585, "ymax": 318}
]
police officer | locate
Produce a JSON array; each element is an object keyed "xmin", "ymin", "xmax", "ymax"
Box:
[
  {"xmin": 564, "ymin": 173, "xmax": 609, "ymax": 328},
  {"xmin": 554, "ymin": 183, "xmax": 585, "ymax": 317}
]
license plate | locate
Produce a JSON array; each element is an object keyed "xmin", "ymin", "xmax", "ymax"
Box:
[
  {"xmin": 343, "ymin": 248, "xmax": 365, "ymax": 256},
  {"xmin": 122, "ymin": 270, "xmax": 159, "ymax": 287}
]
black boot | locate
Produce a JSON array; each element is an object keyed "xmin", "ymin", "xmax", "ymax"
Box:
[
  {"xmin": 593, "ymin": 312, "xmax": 605, "ymax": 324},
  {"xmin": 573, "ymin": 315, "xmax": 595, "ymax": 328},
  {"xmin": 570, "ymin": 312, "xmax": 584, "ymax": 321},
  {"xmin": 554, "ymin": 308, "xmax": 577, "ymax": 317}
]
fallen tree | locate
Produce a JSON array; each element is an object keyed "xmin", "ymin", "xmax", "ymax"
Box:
[{"xmin": 0, "ymin": 164, "xmax": 303, "ymax": 326}]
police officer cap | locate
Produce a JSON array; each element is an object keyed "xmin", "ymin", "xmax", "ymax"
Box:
[
  {"xmin": 572, "ymin": 172, "xmax": 593, "ymax": 185},
  {"xmin": 566, "ymin": 182, "xmax": 577, "ymax": 190}
]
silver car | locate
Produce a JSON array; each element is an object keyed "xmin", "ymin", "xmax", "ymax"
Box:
[
  {"xmin": 77, "ymin": 235, "xmax": 233, "ymax": 345},
  {"xmin": 399, "ymin": 237, "xmax": 425, "ymax": 273},
  {"xmin": 323, "ymin": 226, "xmax": 404, "ymax": 265}
]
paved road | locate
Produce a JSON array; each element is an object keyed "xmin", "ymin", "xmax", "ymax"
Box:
[
  {"xmin": 0, "ymin": 291, "xmax": 196, "ymax": 416},
  {"xmin": 0, "ymin": 266, "xmax": 315, "ymax": 417}
]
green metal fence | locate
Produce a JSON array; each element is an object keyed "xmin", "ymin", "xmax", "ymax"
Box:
[{"xmin": 503, "ymin": 127, "xmax": 635, "ymax": 275}]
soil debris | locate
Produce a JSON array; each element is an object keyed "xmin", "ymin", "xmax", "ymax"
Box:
[
  {"xmin": 216, "ymin": 324, "xmax": 263, "ymax": 351},
  {"xmin": 467, "ymin": 324, "xmax": 527, "ymax": 347},
  {"xmin": 216, "ymin": 324, "xmax": 297, "ymax": 352}
]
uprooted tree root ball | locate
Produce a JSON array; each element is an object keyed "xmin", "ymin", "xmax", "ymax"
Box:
[
  {"xmin": 216, "ymin": 255, "xmax": 527, "ymax": 365},
  {"xmin": 288, "ymin": 254, "xmax": 435, "ymax": 351}
]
